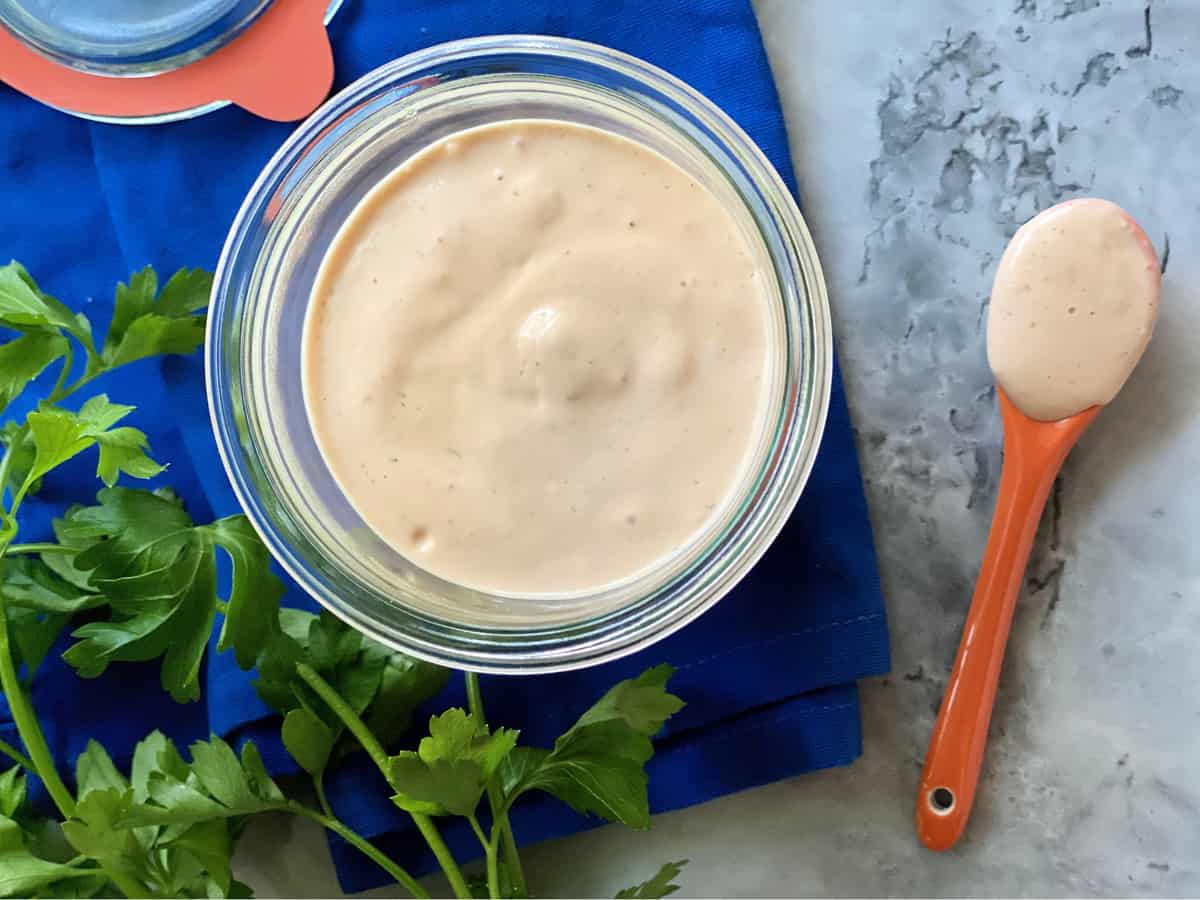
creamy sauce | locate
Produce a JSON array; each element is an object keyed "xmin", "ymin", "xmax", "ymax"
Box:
[
  {"xmin": 986, "ymin": 198, "xmax": 1160, "ymax": 421},
  {"xmin": 303, "ymin": 120, "xmax": 771, "ymax": 594}
]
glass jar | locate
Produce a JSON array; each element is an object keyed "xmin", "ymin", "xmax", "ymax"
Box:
[{"xmin": 207, "ymin": 35, "xmax": 832, "ymax": 673}]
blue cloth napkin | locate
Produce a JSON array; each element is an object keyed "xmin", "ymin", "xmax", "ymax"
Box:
[{"xmin": 0, "ymin": 0, "xmax": 890, "ymax": 892}]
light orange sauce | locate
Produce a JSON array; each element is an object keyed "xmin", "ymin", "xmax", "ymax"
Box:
[
  {"xmin": 303, "ymin": 120, "xmax": 772, "ymax": 594},
  {"xmin": 987, "ymin": 198, "xmax": 1160, "ymax": 421}
]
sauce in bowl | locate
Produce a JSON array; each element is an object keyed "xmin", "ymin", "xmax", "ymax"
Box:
[{"xmin": 302, "ymin": 120, "xmax": 773, "ymax": 595}]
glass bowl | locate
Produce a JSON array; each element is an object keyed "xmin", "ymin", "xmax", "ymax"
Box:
[{"xmin": 207, "ymin": 35, "xmax": 832, "ymax": 674}]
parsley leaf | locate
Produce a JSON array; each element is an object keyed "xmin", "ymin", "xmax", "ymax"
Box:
[
  {"xmin": 570, "ymin": 664, "xmax": 685, "ymax": 735},
  {"xmin": 0, "ymin": 768, "xmax": 25, "ymax": 820},
  {"xmin": 61, "ymin": 734, "xmax": 252, "ymax": 898},
  {"xmin": 25, "ymin": 409, "xmax": 92, "ymax": 484},
  {"xmin": 60, "ymin": 789, "xmax": 144, "ymax": 889},
  {"xmin": 255, "ymin": 610, "xmax": 377, "ymax": 721},
  {"xmin": 130, "ymin": 731, "xmax": 188, "ymax": 804},
  {"xmin": 0, "ymin": 421, "xmax": 36, "ymax": 496},
  {"xmin": 0, "ymin": 263, "xmax": 91, "ymax": 345},
  {"xmin": 0, "ymin": 557, "xmax": 99, "ymax": 680},
  {"xmin": 388, "ymin": 709, "xmax": 518, "ymax": 817},
  {"xmin": 255, "ymin": 608, "xmax": 449, "ymax": 764},
  {"xmin": 75, "ymin": 741, "xmax": 129, "ymax": 798},
  {"xmin": 281, "ymin": 708, "xmax": 334, "ymax": 777},
  {"xmin": 421, "ymin": 709, "xmax": 520, "ymax": 777},
  {"xmin": 0, "ymin": 262, "xmax": 208, "ymax": 396},
  {"xmin": 38, "ymin": 513, "xmax": 98, "ymax": 590},
  {"xmin": 389, "ymin": 756, "xmax": 482, "ymax": 818},
  {"xmin": 363, "ymin": 648, "xmax": 451, "ymax": 751},
  {"xmin": 54, "ymin": 488, "xmax": 283, "ymax": 702},
  {"xmin": 105, "ymin": 268, "xmax": 157, "ymax": 351},
  {"xmin": 500, "ymin": 665, "xmax": 683, "ymax": 829},
  {"xmin": 25, "ymin": 396, "xmax": 164, "ymax": 489},
  {"xmin": 102, "ymin": 267, "xmax": 209, "ymax": 370},
  {"xmin": 189, "ymin": 737, "xmax": 285, "ymax": 814},
  {"xmin": 614, "ymin": 860, "xmax": 689, "ymax": 899},
  {"xmin": 123, "ymin": 736, "xmax": 287, "ymax": 827},
  {"xmin": 208, "ymin": 516, "xmax": 284, "ymax": 669},
  {"xmin": 62, "ymin": 735, "xmax": 263, "ymax": 897},
  {"xmin": 158, "ymin": 819, "xmax": 233, "ymax": 896},
  {"xmin": 2, "ymin": 557, "xmax": 102, "ymax": 615},
  {"xmin": 63, "ymin": 545, "xmax": 217, "ymax": 704},
  {"xmin": 0, "ymin": 332, "xmax": 67, "ymax": 414},
  {"xmin": 4, "ymin": 604, "xmax": 71, "ymax": 681},
  {"xmin": 0, "ymin": 814, "xmax": 95, "ymax": 899}
]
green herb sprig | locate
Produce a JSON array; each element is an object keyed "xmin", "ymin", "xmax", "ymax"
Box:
[{"xmin": 0, "ymin": 263, "xmax": 689, "ymax": 899}]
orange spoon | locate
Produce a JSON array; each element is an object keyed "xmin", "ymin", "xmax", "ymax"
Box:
[{"xmin": 915, "ymin": 199, "xmax": 1161, "ymax": 851}]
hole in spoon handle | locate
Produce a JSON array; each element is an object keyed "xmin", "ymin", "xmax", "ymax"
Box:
[
  {"xmin": 927, "ymin": 787, "xmax": 956, "ymax": 815},
  {"xmin": 915, "ymin": 392, "xmax": 1099, "ymax": 852}
]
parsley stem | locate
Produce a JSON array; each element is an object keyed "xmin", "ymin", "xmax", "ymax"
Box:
[
  {"xmin": 105, "ymin": 868, "xmax": 150, "ymax": 899},
  {"xmin": 466, "ymin": 813, "xmax": 488, "ymax": 855},
  {"xmin": 290, "ymin": 801, "xmax": 430, "ymax": 899},
  {"xmin": 465, "ymin": 672, "xmax": 528, "ymax": 898},
  {"xmin": 492, "ymin": 805, "xmax": 525, "ymax": 897},
  {"xmin": 295, "ymin": 663, "xmax": 389, "ymax": 772},
  {"xmin": 313, "ymin": 771, "xmax": 334, "ymax": 819},
  {"xmin": 294, "ymin": 663, "xmax": 473, "ymax": 900},
  {"xmin": 4, "ymin": 542, "xmax": 72, "ymax": 555},
  {"xmin": 468, "ymin": 814, "xmax": 501, "ymax": 900},
  {"xmin": 8, "ymin": 480, "xmax": 33, "ymax": 524},
  {"xmin": 465, "ymin": 671, "xmax": 485, "ymax": 722},
  {"xmin": 410, "ymin": 814, "xmax": 472, "ymax": 900},
  {"xmin": 0, "ymin": 590, "xmax": 76, "ymax": 820},
  {"xmin": 0, "ymin": 437, "xmax": 18, "ymax": 509},
  {"xmin": 48, "ymin": 342, "xmax": 74, "ymax": 404},
  {"xmin": 57, "ymin": 369, "xmax": 99, "ymax": 405},
  {"xmin": 0, "ymin": 737, "xmax": 35, "ymax": 771}
]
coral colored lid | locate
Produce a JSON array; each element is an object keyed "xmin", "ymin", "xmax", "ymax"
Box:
[{"xmin": 0, "ymin": 0, "xmax": 335, "ymax": 123}]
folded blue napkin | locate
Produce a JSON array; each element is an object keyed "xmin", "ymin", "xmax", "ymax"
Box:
[{"xmin": 0, "ymin": 0, "xmax": 890, "ymax": 893}]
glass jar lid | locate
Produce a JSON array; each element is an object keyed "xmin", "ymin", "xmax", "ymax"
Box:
[
  {"xmin": 0, "ymin": 0, "xmax": 271, "ymax": 75},
  {"xmin": 0, "ymin": 0, "xmax": 343, "ymax": 124}
]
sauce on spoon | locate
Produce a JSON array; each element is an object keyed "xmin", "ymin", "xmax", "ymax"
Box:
[{"xmin": 987, "ymin": 198, "xmax": 1160, "ymax": 421}]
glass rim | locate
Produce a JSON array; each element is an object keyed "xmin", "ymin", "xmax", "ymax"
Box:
[{"xmin": 207, "ymin": 34, "xmax": 833, "ymax": 674}]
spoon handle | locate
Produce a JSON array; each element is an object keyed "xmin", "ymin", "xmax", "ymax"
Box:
[{"xmin": 915, "ymin": 391, "xmax": 1099, "ymax": 851}]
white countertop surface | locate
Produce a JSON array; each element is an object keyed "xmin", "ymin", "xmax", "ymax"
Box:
[{"xmin": 236, "ymin": 2, "xmax": 1200, "ymax": 895}]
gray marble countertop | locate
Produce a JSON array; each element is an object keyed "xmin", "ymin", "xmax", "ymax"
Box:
[{"xmin": 236, "ymin": 2, "xmax": 1199, "ymax": 896}]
